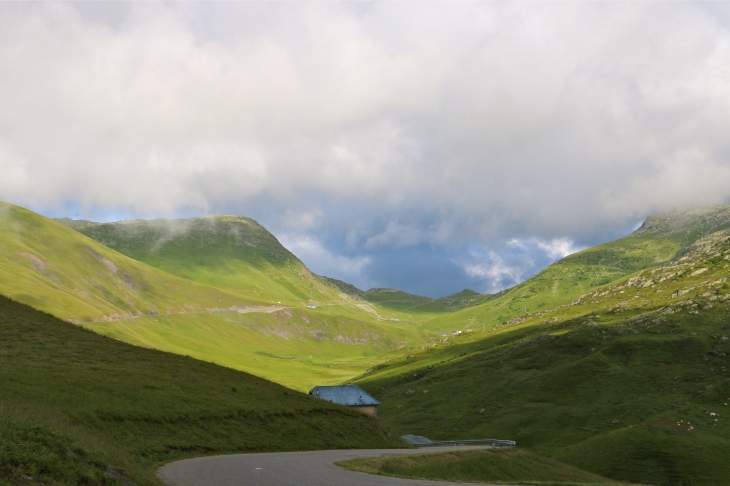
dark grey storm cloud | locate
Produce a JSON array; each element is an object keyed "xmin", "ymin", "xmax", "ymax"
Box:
[{"xmin": 1, "ymin": 2, "xmax": 729, "ymax": 295}]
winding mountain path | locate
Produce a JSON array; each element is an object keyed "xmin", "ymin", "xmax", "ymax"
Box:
[{"xmin": 158, "ymin": 446, "xmax": 501, "ymax": 486}]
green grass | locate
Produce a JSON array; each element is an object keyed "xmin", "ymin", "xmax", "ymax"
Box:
[
  {"xmin": 355, "ymin": 229, "xmax": 730, "ymax": 485},
  {"xmin": 0, "ymin": 414, "xmax": 116, "ymax": 486},
  {"xmin": 419, "ymin": 236, "xmax": 682, "ymax": 335},
  {"xmin": 355, "ymin": 288, "xmax": 496, "ymax": 314},
  {"xmin": 0, "ymin": 295, "xmax": 405, "ymax": 486},
  {"xmin": 49, "ymin": 206, "xmax": 718, "ymax": 394},
  {"xmin": 0, "ymin": 203, "xmax": 439, "ymax": 388},
  {"xmin": 417, "ymin": 206, "xmax": 730, "ymax": 337},
  {"xmin": 82, "ymin": 308, "xmax": 428, "ymax": 391},
  {"xmin": 5, "ymin": 202, "xmax": 730, "ymax": 484},
  {"xmin": 337, "ymin": 448, "xmax": 624, "ymax": 485},
  {"xmin": 0, "ymin": 203, "xmax": 264, "ymax": 322},
  {"xmin": 56, "ymin": 215, "xmax": 349, "ymax": 307}
]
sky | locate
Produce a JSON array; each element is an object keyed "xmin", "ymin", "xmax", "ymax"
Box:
[{"xmin": 1, "ymin": 1, "xmax": 730, "ymax": 297}]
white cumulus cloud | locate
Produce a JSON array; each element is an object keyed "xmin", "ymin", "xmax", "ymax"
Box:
[{"xmin": 1, "ymin": 1, "xmax": 729, "ymax": 295}]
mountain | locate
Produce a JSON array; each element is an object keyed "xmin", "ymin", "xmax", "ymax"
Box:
[
  {"xmin": 326, "ymin": 206, "xmax": 730, "ymax": 333},
  {"xmin": 6, "ymin": 199, "xmax": 730, "ymax": 484},
  {"xmin": 417, "ymin": 206, "xmax": 730, "ymax": 335},
  {"xmin": 0, "ymin": 294, "xmax": 403, "ymax": 485},
  {"xmin": 56, "ymin": 215, "xmax": 347, "ymax": 306},
  {"xmin": 632, "ymin": 205, "xmax": 730, "ymax": 245},
  {"xmin": 0, "ymin": 203, "xmax": 428, "ymax": 391},
  {"xmin": 0, "ymin": 202, "xmax": 258, "ymax": 323},
  {"xmin": 322, "ymin": 278, "xmax": 496, "ymax": 313},
  {"xmin": 321, "ymin": 275, "xmax": 366, "ymax": 297},
  {"xmin": 355, "ymin": 207, "xmax": 730, "ymax": 486}
]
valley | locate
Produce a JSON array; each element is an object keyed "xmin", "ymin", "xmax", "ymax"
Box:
[
  {"xmin": 1, "ymin": 203, "xmax": 433, "ymax": 389},
  {"xmin": 3, "ymin": 201, "xmax": 730, "ymax": 485}
]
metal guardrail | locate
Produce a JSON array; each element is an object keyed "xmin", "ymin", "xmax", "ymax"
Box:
[{"xmin": 401, "ymin": 434, "xmax": 516, "ymax": 448}]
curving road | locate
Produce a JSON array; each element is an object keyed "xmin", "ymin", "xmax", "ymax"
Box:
[{"xmin": 158, "ymin": 446, "xmax": 504, "ymax": 486}]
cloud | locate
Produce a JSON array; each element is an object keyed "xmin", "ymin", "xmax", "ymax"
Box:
[
  {"xmin": 1, "ymin": 2, "xmax": 729, "ymax": 295},
  {"xmin": 535, "ymin": 237, "xmax": 585, "ymax": 261},
  {"xmin": 452, "ymin": 237, "xmax": 584, "ymax": 294}
]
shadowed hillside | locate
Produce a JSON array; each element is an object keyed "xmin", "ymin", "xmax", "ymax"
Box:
[
  {"xmin": 0, "ymin": 295, "xmax": 403, "ymax": 486},
  {"xmin": 356, "ymin": 212, "xmax": 730, "ymax": 485},
  {"xmin": 418, "ymin": 206, "xmax": 730, "ymax": 335},
  {"xmin": 322, "ymin": 277, "xmax": 497, "ymax": 314}
]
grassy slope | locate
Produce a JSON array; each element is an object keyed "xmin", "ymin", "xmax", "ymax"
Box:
[
  {"xmin": 362, "ymin": 288, "xmax": 497, "ymax": 314},
  {"xmin": 0, "ymin": 202, "xmax": 262, "ymax": 322},
  {"xmin": 326, "ymin": 214, "xmax": 703, "ymax": 333},
  {"xmin": 419, "ymin": 236, "xmax": 681, "ymax": 335},
  {"xmin": 356, "ymin": 224, "xmax": 730, "ymax": 485},
  {"xmin": 84, "ymin": 307, "xmax": 427, "ymax": 391},
  {"xmin": 326, "ymin": 208, "xmax": 730, "ymax": 330},
  {"xmin": 57, "ymin": 215, "xmax": 348, "ymax": 306},
  {"xmin": 420, "ymin": 206, "xmax": 730, "ymax": 336},
  {"xmin": 58, "ymin": 217, "xmax": 488, "ymax": 322},
  {"xmin": 0, "ymin": 204, "xmax": 431, "ymax": 389},
  {"xmin": 0, "ymin": 295, "xmax": 404, "ymax": 486},
  {"xmin": 338, "ymin": 448, "xmax": 624, "ymax": 485},
  {"xmin": 322, "ymin": 275, "xmax": 498, "ymax": 316}
]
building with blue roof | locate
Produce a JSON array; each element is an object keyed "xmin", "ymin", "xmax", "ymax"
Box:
[{"xmin": 309, "ymin": 385, "xmax": 380, "ymax": 417}]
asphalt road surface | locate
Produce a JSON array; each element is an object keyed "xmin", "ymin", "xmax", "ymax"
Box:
[{"xmin": 158, "ymin": 446, "xmax": 504, "ymax": 486}]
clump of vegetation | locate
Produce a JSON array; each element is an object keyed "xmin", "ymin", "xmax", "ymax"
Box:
[
  {"xmin": 0, "ymin": 415, "xmax": 115, "ymax": 486},
  {"xmin": 337, "ymin": 448, "xmax": 624, "ymax": 485}
]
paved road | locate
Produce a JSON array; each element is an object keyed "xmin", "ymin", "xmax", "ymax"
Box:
[{"xmin": 158, "ymin": 446, "xmax": 503, "ymax": 486}]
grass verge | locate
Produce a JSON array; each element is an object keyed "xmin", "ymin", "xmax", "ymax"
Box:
[{"xmin": 336, "ymin": 448, "xmax": 625, "ymax": 485}]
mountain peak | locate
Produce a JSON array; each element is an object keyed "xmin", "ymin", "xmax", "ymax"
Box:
[{"xmin": 631, "ymin": 204, "xmax": 730, "ymax": 245}]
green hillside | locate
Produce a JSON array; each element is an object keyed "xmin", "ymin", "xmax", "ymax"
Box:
[
  {"xmin": 85, "ymin": 306, "xmax": 427, "ymax": 391},
  {"xmin": 322, "ymin": 278, "xmax": 497, "ymax": 315},
  {"xmin": 0, "ymin": 203, "xmax": 429, "ymax": 390},
  {"xmin": 57, "ymin": 216, "xmax": 348, "ymax": 306},
  {"xmin": 0, "ymin": 294, "xmax": 403, "ymax": 486},
  {"xmin": 361, "ymin": 288, "xmax": 496, "ymax": 313},
  {"xmin": 416, "ymin": 207, "xmax": 730, "ymax": 335},
  {"xmin": 356, "ymin": 219, "xmax": 730, "ymax": 485},
  {"xmin": 0, "ymin": 202, "xmax": 260, "ymax": 323},
  {"xmin": 324, "ymin": 207, "xmax": 730, "ymax": 333}
]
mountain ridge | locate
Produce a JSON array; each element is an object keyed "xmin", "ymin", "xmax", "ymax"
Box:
[
  {"xmin": 55, "ymin": 214, "xmax": 348, "ymax": 306},
  {"xmin": 1, "ymin": 203, "xmax": 429, "ymax": 390}
]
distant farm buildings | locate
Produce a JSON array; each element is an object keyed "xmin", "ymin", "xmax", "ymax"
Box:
[{"xmin": 309, "ymin": 385, "xmax": 380, "ymax": 417}]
